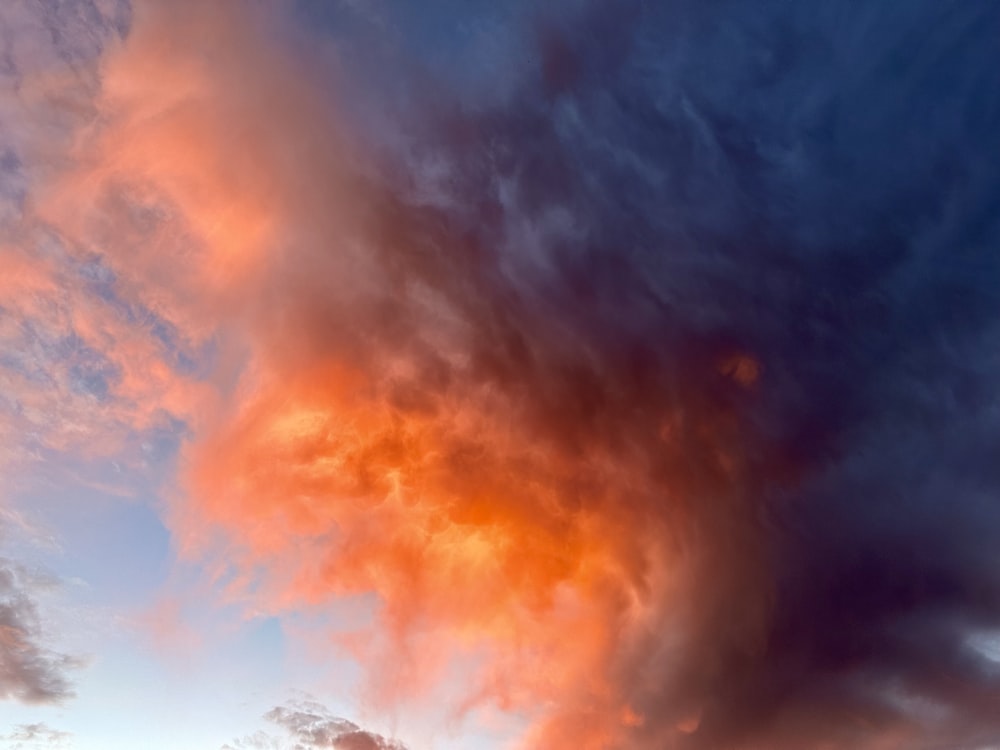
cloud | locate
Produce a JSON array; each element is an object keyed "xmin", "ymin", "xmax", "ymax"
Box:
[
  {"xmin": 0, "ymin": 723, "xmax": 72, "ymax": 750},
  {"xmin": 224, "ymin": 700, "xmax": 406, "ymax": 750},
  {"xmin": 0, "ymin": 0, "xmax": 199, "ymax": 495},
  {"xmin": 7, "ymin": 0, "xmax": 1000, "ymax": 748},
  {"xmin": 0, "ymin": 558, "xmax": 80, "ymax": 704},
  {"xmin": 177, "ymin": 1, "xmax": 1000, "ymax": 744},
  {"xmin": 264, "ymin": 702, "xmax": 406, "ymax": 750}
]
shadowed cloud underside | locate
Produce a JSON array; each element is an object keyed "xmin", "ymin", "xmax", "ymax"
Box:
[{"xmin": 2, "ymin": 0, "xmax": 1000, "ymax": 748}]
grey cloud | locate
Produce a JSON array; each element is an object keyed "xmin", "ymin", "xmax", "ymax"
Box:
[
  {"xmin": 265, "ymin": 702, "xmax": 406, "ymax": 750},
  {"xmin": 225, "ymin": 701, "xmax": 406, "ymax": 750},
  {"xmin": 220, "ymin": 731, "xmax": 281, "ymax": 750},
  {"xmin": 0, "ymin": 558, "xmax": 79, "ymax": 704},
  {"xmin": 0, "ymin": 722, "xmax": 72, "ymax": 749}
]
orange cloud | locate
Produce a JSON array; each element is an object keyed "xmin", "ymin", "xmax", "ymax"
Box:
[
  {"xmin": 8, "ymin": 2, "xmax": 1000, "ymax": 748},
  {"xmin": 0, "ymin": 1, "xmax": 210, "ymax": 481},
  {"xmin": 11, "ymin": 1, "xmax": 770, "ymax": 747},
  {"xmin": 183, "ymin": 355, "xmax": 683, "ymax": 747}
]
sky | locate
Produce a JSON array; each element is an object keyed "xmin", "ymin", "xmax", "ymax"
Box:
[{"xmin": 1, "ymin": 0, "xmax": 1000, "ymax": 748}]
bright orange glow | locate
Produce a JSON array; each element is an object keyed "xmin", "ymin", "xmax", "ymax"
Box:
[
  {"xmin": 18, "ymin": 2, "xmax": 732, "ymax": 746},
  {"xmin": 182, "ymin": 356, "xmax": 680, "ymax": 746}
]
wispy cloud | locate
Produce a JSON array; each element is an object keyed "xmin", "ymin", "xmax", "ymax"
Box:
[
  {"xmin": 0, "ymin": 558, "xmax": 81, "ymax": 704},
  {"xmin": 0, "ymin": 723, "xmax": 72, "ymax": 750},
  {"xmin": 224, "ymin": 699, "xmax": 406, "ymax": 750},
  {"xmin": 0, "ymin": 0, "xmax": 196, "ymax": 495},
  {"xmin": 4, "ymin": 0, "xmax": 1000, "ymax": 748}
]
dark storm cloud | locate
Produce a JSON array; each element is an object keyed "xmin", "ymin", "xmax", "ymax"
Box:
[
  {"xmin": 67, "ymin": 0, "xmax": 1000, "ymax": 746},
  {"xmin": 0, "ymin": 559, "xmax": 78, "ymax": 704},
  {"xmin": 343, "ymin": 0, "xmax": 1000, "ymax": 746}
]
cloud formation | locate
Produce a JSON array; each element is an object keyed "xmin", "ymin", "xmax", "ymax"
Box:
[
  {"xmin": 0, "ymin": 723, "xmax": 72, "ymax": 750},
  {"xmin": 6, "ymin": 0, "xmax": 1000, "ymax": 748},
  {"xmin": 0, "ymin": 559, "xmax": 79, "ymax": 704},
  {"xmin": 224, "ymin": 700, "xmax": 406, "ymax": 750},
  {"xmin": 264, "ymin": 702, "xmax": 406, "ymax": 750},
  {"xmin": 0, "ymin": 0, "xmax": 195, "ymax": 498}
]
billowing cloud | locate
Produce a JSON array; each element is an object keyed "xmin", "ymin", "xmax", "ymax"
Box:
[{"xmin": 6, "ymin": 0, "xmax": 1000, "ymax": 748}]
